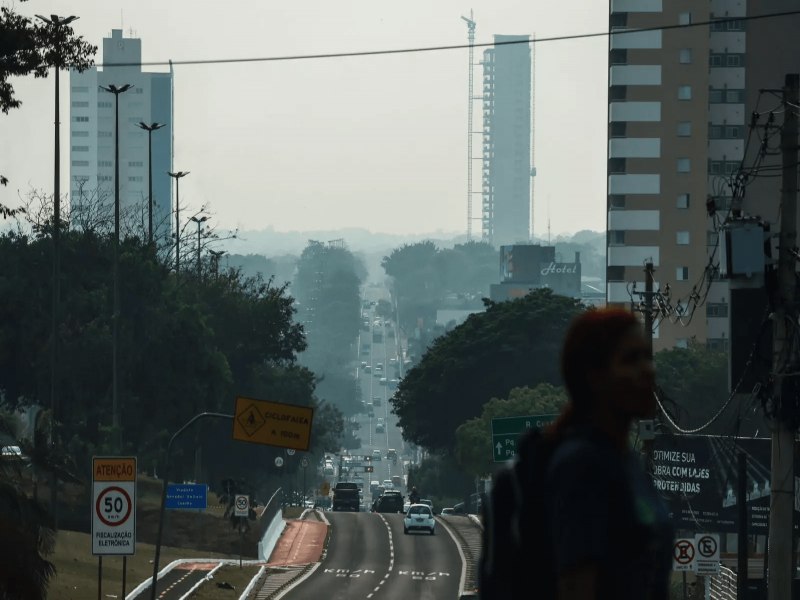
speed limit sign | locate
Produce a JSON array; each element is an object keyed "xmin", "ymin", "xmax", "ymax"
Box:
[
  {"xmin": 234, "ymin": 494, "xmax": 249, "ymax": 517},
  {"xmin": 92, "ymin": 456, "xmax": 136, "ymax": 555}
]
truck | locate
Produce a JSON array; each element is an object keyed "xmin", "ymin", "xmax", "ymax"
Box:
[
  {"xmin": 391, "ymin": 474, "xmax": 402, "ymax": 488},
  {"xmin": 333, "ymin": 482, "xmax": 360, "ymax": 512}
]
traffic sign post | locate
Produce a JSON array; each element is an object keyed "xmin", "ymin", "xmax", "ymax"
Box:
[
  {"xmin": 234, "ymin": 494, "xmax": 249, "ymax": 517},
  {"xmin": 166, "ymin": 483, "xmax": 208, "ymax": 510},
  {"xmin": 695, "ymin": 533, "xmax": 721, "ymax": 576},
  {"xmin": 232, "ymin": 396, "xmax": 314, "ymax": 451},
  {"xmin": 92, "ymin": 457, "xmax": 136, "ymax": 556},
  {"xmin": 491, "ymin": 414, "xmax": 558, "ymax": 462},
  {"xmin": 673, "ymin": 538, "xmax": 696, "ymax": 572}
]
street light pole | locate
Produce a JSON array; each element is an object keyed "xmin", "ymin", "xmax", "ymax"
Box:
[
  {"xmin": 209, "ymin": 250, "xmax": 225, "ymax": 278},
  {"xmin": 167, "ymin": 171, "xmax": 189, "ymax": 273},
  {"xmin": 136, "ymin": 122, "xmax": 166, "ymax": 244},
  {"xmin": 100, "ymin": 83, "xmax": 132, "ymax": 452},
  {"xmin": 37, "ymin": 11, "xmax": 78, "ymax": 524},
  {"xmin": 189, "ymin": 215, "xmax": 209, "ymax": 277}
]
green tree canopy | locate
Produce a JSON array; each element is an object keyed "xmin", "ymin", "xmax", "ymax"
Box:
[
  {"xmin": 391, "ymin": 289, "xmax": 584, "ymax": 450},
  {"xmin": 454, "ymin": 384, "xmax": 567, "ymax": 477}
]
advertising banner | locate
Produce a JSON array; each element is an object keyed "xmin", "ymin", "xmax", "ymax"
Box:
[{"xmin": 651, "ymin": 435, "xmax": 800, "ymax": 533}]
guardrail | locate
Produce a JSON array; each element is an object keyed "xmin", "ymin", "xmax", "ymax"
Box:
[{"xmin": 257, "ymin": 487, "xmax": 286, "ymax": 562}]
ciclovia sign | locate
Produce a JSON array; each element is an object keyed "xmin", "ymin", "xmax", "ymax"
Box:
[{"xmin": 92, "ymin": 456, "xmax": 136, "ymax": 555}]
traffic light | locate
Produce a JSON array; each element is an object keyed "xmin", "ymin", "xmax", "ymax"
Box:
[{"xmin": 365, "ymin": 466, "xmax": 374, "ymax": 473}]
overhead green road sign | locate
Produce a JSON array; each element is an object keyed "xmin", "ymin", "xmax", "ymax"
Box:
[{"xmin": 491, "ymin": 414, "xmax": 558, "ymax": 462}]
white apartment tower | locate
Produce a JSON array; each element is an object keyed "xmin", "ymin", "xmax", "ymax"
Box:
[{"xmin": 70, "ymin": 29, "xmax": 173, "ymax": 240}]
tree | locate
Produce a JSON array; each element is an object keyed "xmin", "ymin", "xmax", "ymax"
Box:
[
  {"xmin": 391, "ymin": 289, "xmax": 584, "ymax": 450},
  {"xmin": 653, "ymin": 342, "xmax": 762, "ymax": 435},
  {"xmin": 454, "ymin": 384, "xmax": 567, "ymax": 477},
  {"xmin": 1, "ymin": 2, "xmax": 96, "ymax": 189}
]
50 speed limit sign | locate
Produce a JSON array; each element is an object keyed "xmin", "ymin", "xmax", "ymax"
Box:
[{"xmin": 92, "ymin": 457, "xmax": 136, "ymax": 555}]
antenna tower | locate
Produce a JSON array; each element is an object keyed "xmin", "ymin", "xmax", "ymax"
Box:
[{"xmin": 461, "ymin": 11, "xmax": 477, "ymax": 239}]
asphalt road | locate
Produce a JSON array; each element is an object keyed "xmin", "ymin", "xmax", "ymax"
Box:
[{"xmin": 282, "ymin": 512, "xmax": 462, "ymax": 600}]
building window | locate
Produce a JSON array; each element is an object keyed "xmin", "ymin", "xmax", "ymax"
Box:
[
  {"xmin": 128, "ymin": 161, "xmax": 144, "ymax": 167},
  {"xmin": 609, "ymin": 158, "xmax": 626, "ymax": 174},
  {"xmin": 71, "ymin": 160, "xmax": 89, "ymax": 167},
  {"xmin": 607, "ymin": 266, "xmax": 625, "ymax": 281},
  {"xmin": 134, "ymin": 87, "xmax": 144, "ymax": 94},
  {"xmin": 72, "ymin": 131, "xmax": 89, "ymax": 138},
  {"xmin": 677, "ymin": 122, "xmax": 692, "ymax": 137},
  {"xmin": 679, "ymin": 49, "xmax": 693, "ymax": 64},
  {"xmin": 709, "ymin": 89, "xmax": 723, "ymax": 103},
  {"xmin": 610, "ymin": 230, "xmax": 626, "ymax": 245},
  {"xmin": 726, "ymin": 19, "xmax": 745, "ymax": 31},
  {"xmin": 710, "ymin": 54, "xmax": 724, "ymax": 68},
  {"xmin": 679, "ymin": 12, "xmax": 692, "ymax": 25},
  {"xmin": 71, "ymin": 86, "xmax": 88, "ymax": 93},
  {"xmin": 675, "ymin": 338, "xmax": 689, "ymax": 349},
  {"xmin": 98, "ymin": 175, "xmax": 112, "ymax": 182},
  {"xmin": 707, "ymin": 231, "xmax": 719, "ymax": 246},
  {"xmin": 726, "ymin": 89, "xmax": 744, "ymax": 103},
  {"xmin": 676, "ymin": 231, "xmax": 690, "ymax": 245},
  {"xmin": 706, "ymin": 303, "xmax": 729, "ymax": 318},
  {"xmin": 98, "ymin": 160, "xmax": 112, "ymax": 167},
  {"xmin": 72, "ymin": 116, "xmax": 89, "ymax": 122},
  {"xmin": 678, "ymin": 86, "xmax": 692, "ymax": 100},
  {"xmin": 71, "ymin": 145, "xmax": 89, "ymax": 152},
  {"xmin": 707, "ymin": 338, "xmax": 729, "ymax": 351},
  {"xmin": 98, "ymin": 131, "xmax": 112, "ymax": 138},
  {"xmin": 128, "ymin": 176, "xmax": 143, "ymax": 182},
  {"xmin": 610, "ymin": 13, "xmax": 628, "ymax": 28},
  {"xmin": 71, "ymin": 101, "xmax": 89, "ymax": 108},
  {"xmin": 676, "ymin": 267, "xmax": 689, "ymax": 281},
  {"xmin": 98, "ymin": 101, "xmax": 113, "ymax": 108},
  {"xmin": 709, "ymin": 125, "xmax": 722, "ymax": 138},
  {"xmin": 610, "ymin": 49, "xmax": 628, "ymax": 66},
  {"xmin": 726, "ymin": 54, "xmax": 742, "ymax": 67},
  {"xmin": 609, "ymin": 86, "xmax": 627, "ymax": 101},
  {"xmin": 609, "ymin": 195, "xmax": 626, "ymax": 209},
  {"xmin": 610, "ymin": 122, "xmax": 627, "ymax": 138},
  {"xmin": 725, "ymin": 125, "xmax": 741, "ymax": 138},
  {"xmin": 677, "ymin": 194, "xmax": 690, "ymax": 209},
  {"xmin": 677, "ymin": 158, "xmax": 691, "ymax": 173}
]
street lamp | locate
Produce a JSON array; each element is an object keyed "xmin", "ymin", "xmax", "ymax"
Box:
[
  {"xmin": 136, "ymin": 122, "xmax": 167, "ymax": 244},
  {"xmin": 99, "ymin": 83, "xmax": 132, "ymax": 451},
  {"xmin": 209, "ymin": 249, "xmax": 226, "ymax": 278},
  {"xmin": 167, "ymin": 171, "xmax": 190, "ymax": 273},
  {"xmin": 36, "ymin": 11, "xmax": 78, "ymax": 525},
  {"xmin": 189, "ymin": 215, "xmax": 209, "ymax": 277}
]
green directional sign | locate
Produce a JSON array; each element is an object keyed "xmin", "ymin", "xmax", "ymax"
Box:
[{"xmin": 491, "ymin": 414, "xmax": 558, "ymax": 462}]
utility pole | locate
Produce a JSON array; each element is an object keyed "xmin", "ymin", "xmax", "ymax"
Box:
[
  {"xmin": 100, "ymin": 84, "xmax": 132, "ymax": 452},
  {"xmin": 168, "ymin": 171, "xmax": 189, "ymax": 273},
  {"xmin": 768, "ymin": 73, "xmax": 799, "ymax": 600}
]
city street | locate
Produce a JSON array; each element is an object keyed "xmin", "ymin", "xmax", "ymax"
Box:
[{"xmin": 282, "ymin": 512, "xmax": 462, "ymax": 600}]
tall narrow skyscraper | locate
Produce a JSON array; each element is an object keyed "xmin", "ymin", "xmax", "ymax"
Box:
[
  {"xmin": 70, "ymin": 29, "xmax": 173, "ymax": 240},
  {"xmin": 482, "ymin": 35, "xmax": 532, "ymax": 247}
]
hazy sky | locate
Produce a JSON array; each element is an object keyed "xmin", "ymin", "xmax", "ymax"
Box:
[{"xmin": 1, "ymin": 0, "xmax": 608, "ymax": 237}]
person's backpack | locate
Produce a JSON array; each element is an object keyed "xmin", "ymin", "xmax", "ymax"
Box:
[{"xmin": 479, "ymin": 428, "xmax": 559, "ymax": 600}]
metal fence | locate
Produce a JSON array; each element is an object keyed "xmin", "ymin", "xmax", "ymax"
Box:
[{"xmin": 707, "ymin": 566, "xmax": 737, "ymax": 600}]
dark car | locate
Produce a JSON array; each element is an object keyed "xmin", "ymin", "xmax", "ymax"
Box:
[{"xmin": 374, "ymin": 492, "xmax": 404, "ymax": 513}]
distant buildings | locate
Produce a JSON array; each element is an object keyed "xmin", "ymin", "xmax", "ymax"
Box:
[
  {"xmin": 490, "ymin": 244, "xmax": 582, "ymax": 301},
  {"xmin": 604, "ymin": 0, "xmax": 800, "ymax": 350},
  {"xmin": 70, "ymin": 29, "xmax": 173, "ymax": 239},
  {"xmin": 482, "ymin": 35, "xmax": 532, "ymax": 247}
]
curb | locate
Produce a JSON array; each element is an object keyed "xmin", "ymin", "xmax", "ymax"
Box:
[
  {"xmin": 238, "ymin": 565, "xmax": 266, "ymax": 600},
  {"xmin": 468, "ymin": 514, "xmax": 483, "ymax": 530},
  {"xmin": 436, "ymin": 517, "xmax": 468, "ymax": 596},
  {"xmin": 126, "ymin": 558, "xmax": 266, "ymax": 599}
]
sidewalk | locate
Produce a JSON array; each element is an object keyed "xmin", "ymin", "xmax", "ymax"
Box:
[{"xmin": 266, "ymin": 518, "xmax": 328, "ymax": 567}]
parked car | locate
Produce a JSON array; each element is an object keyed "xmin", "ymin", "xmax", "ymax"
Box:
[
  {"xmin": 404, "ymin": 504, "xmax": 435, "ymax": 535},
  {"xmin": 441, "ymin": 507, "xmax": 455, "ymax": 516}
]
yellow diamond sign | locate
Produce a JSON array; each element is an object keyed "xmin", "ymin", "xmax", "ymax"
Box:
[{"xmin": 232, "ymin": 396, "xmax": 314, "ymax": 451}]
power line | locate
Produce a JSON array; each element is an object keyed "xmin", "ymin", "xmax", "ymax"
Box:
[{"xmin": 87, "ymin": 10, "xmax": 800, "ymax": 69}]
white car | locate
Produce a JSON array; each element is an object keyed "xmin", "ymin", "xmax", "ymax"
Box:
[
  {"xmin": 372, "ymin": 449, "xmax": 382, "ymax": 461},
  {"xmin": 404, "ymin": 504, "xmax": 435, "ymax": 535}
]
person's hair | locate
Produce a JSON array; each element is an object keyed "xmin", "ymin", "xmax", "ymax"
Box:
[{"xmin": 548, "ymin": 308, "xmax": 641, "ymax": 437}]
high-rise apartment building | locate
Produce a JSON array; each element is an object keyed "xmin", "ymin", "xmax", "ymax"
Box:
[
  {"xmin": 70, "ymin": 29, "xmax": 173, "ymax": 239},
  {"xmin": 605, "ymin": 0, "xmax": 800, "ymax": 351},
  {"xmin": 482, "ymin": 35, "xmax": 532, "ymax": 247}
]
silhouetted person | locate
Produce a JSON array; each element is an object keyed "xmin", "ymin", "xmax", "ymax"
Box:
[{"xmin": 545, "ymin": 308, "xmax": 673, "ymax": 600}]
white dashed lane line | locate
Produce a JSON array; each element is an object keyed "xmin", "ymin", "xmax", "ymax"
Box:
[{"xmin": 371, "ymin": 514, "xmax": 395, "ymax": 598}]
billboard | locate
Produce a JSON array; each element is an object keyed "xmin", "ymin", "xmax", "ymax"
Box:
[{"xmin": 651, "ymin": 434, "xmax": 800, "ymax": 533}]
